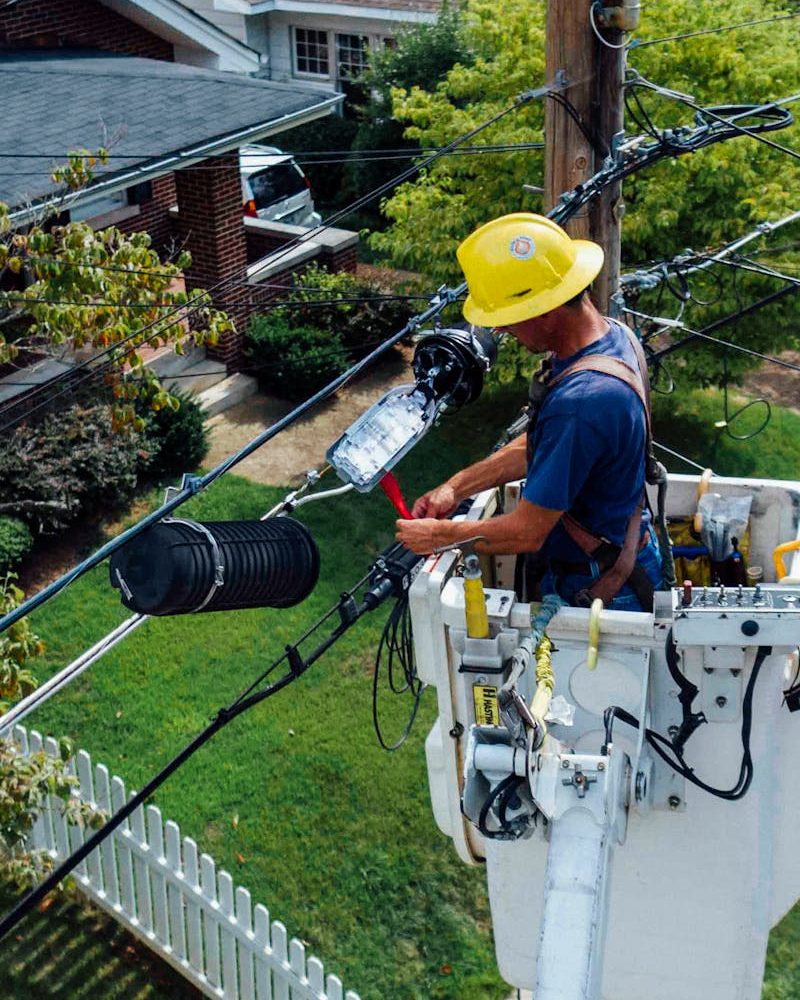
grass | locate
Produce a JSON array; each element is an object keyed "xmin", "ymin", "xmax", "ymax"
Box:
[
  {"xmin": 652, "ymin": 386, "xmax": 800, "ymax": 479},
  {"xmin": 0, "ymin": 895, "xmax": 199, "ymax": 1000},
  {"xmin": 6, "ymin": 378, "xmax": 800, "ymax": 998},
  {"xmin": 5, "ymin": 382, "xmax": 525, "ymax": 1000}
]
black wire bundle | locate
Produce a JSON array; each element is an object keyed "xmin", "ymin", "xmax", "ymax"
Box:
[
  {"xmin": 372, "ymin": 593, "xmax": 425, "ymax": 751},
  {"xmin": 604, "ymin": 644, "xmax": 771, "ymax": 801},
  {"xmin": 477, "ymin": 774, "xmax": 530, "ymax": 841}
]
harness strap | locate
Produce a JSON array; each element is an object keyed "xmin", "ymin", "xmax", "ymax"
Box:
[
  {"xmin": 547, "ymin": 353, "xmax": 650, "ymax": 433},
  {"xmin": 524, "ymin": 322, "xmax": 663, "ymax": 608}
]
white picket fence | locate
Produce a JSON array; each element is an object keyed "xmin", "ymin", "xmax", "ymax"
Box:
[{"xmin": 13, "ymin": 725, "xmax": 361, "ymax": 1000}]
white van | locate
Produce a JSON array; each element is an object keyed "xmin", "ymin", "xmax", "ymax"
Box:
[{"xmin": 240, "ymin": 145, "xmax": 321, "ymax": 228}]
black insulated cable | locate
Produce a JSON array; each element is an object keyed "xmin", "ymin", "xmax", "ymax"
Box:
[
  {"xmin": 604, "ymin": 644, "xmax": 771, "ymax": 801},
  {"xmin": 0, "ymin": 546, "xmax": 412, "ymax": 944}
]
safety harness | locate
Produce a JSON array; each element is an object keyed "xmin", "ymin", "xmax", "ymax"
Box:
[{"xmin": 526, "ymin": 323, "xmax": 675, "ymax": 608}]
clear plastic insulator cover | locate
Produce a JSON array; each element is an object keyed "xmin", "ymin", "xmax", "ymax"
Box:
[{"xmin": 327, "ymin": 385, "xmax": 436, "ymax": 491}]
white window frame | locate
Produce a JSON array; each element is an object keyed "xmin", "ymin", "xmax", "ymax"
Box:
[
  {"xmin": 292, "ymin": 26, "xmax": 331, "ymax": 79},
  {"xmin": 335, "ymin": 32, "xmax": 369, "ymax": 84}
]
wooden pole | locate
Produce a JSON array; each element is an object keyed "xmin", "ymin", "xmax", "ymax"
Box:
[
  {"xmin": 543, "ymin": 0, "xmax": 629, "ymax": 312},
  {"xmin": 544, "ymin": 0, "xmax": 595, "ymax": 242},
  {"xmin": 591, "ymin": 7, "xmax": 626, "ymax": 313}
]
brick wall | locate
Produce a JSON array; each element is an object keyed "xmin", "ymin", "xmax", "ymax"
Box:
[
  {"xmin": 116, "ymin": 175, "xmax": 178, "ymax": 255},
  {"xmin": 0, "ymin": 0, "xmax": 174, "ymax": 60},
  {"xmin": 175, "ymin": 153, "xmax": 249, "ymax": 369},
  {"xmin": 245, "ymin": 221, "xmax": 359, "ymax": 275}
]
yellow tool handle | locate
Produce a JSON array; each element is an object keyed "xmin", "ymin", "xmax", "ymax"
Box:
[
  {"xmin": 693, "ymin": 468, "xmax": 714, "ymax": 534},
  {"xmin": 587, "ymin": 598, "xmax": 603, "ymax": 670},
  {"xmin": 463, "ymin": 576, "xmax": 490, "ymax": 638},
  {"xmin": 774, "ymin": 539, "xmax": 800, "ymax": 581}
]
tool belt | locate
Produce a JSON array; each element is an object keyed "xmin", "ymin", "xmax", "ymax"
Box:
[{"xmin": 550, "ymin": 520, "xmax": 655, "ymax": 609}]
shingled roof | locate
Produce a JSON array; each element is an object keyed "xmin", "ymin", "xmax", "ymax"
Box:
[{"xmin": 1, "ymin": 50, "xmax": 341, "ymax": 222}]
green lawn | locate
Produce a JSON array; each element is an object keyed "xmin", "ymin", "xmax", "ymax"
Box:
[{"xmin": 5, "ymin": 379, "xmax": 800, "ymax": 998}]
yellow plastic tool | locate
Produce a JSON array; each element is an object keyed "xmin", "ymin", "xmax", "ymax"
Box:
[
  {"xmin": 432, "ymin": 536, "xmax": 490, "ymax": 639},
  {"xmin": 463, "ymin": 557, "xmax": 490, "ymax": 638},
  {"xmin": 692, "ymin": 468, "xmax": 714, "ymax": 535},
  {"xmin": 587, "ymin": 597, "xmax": 603, "ymax": 670},
  {"xmin": 774, "ymin": 539, "xmax": 800, "ymax": 582}
]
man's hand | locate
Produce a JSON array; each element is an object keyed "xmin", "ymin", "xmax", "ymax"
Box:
[
  {"xmin": 396, "ymin": 517, "xmax": 451, "ymax": 555},
  {"xmin": 411, "ymin": 482, "xmax": 459, "ymax": 519}
]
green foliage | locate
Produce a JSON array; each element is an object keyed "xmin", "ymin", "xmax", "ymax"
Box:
[
  {"xmin": 0, "ymin": 149, "xmax": 234, "ymax": 431},
  {"xmin": 361, "ymin": 2, "xmax": 473, "ymax": 99},
  {"xmin": 247, "ymin": 316, "xmax": 349, "ymax": 401},
  {"xmin": 278, "ymin": 263, "xmax": 415, "ymax": 357},
  {"xmin": 370, "ymin": 0, "xmax": 800, "ymax": 385},
  {"xmin": 0, "ymin": 519, "xmax": 33, "ymax": 572},
  {"xmin": 139, "ymin": 389, "xmax": 209, "ymax": 480},
  {"xmin": 0, "ymin": 575, "xmax": 42, "ymax": 712},
  {"xmin": 0, "ymin": 576, "xmax": 102, "ymax": 891},
  {"xmin": 0, "ymin": 402, "xmax": 146, "ymax": 534},
  {"xmin": 348, "ymin": 3, "xmax": 474, "ymax": 203},
  {"xmin": 246, "ymin": 264, "xmax": 415, "ymax": 399}
]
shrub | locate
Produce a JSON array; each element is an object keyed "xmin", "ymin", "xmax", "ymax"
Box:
[
  {"xmin": 246, "ymin": 316, "xmax": 349, "ymax": 401},
  {"xmin": 139, "ymin": 389, "xmax": 209, "ymax": 480},
  {"xmin": 275, "ymin": 263, "xmax": 415, "ymax": 359},
  {"xmin": 0, "ymin": 518, "xmax": 33, "ymax": 571},
  {"xmin": 0, "ymin": 402, "xmax": 145, "ymax": 534}
]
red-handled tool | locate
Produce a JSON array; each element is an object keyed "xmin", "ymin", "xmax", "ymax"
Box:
[{"xmin": 380, "ymin": 472, "xmax": 414, "ymax": 519}]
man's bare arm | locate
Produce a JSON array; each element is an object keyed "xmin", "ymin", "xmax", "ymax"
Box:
[
  {"xmin": 411, "ymin": 434, "xmax": 528, "ymax": 518},
  {"xmin": 397, "ymin": 497, "xmax": 562, "ymax": 556}
]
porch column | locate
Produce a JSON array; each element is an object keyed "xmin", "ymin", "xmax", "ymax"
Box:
[{"xmin": 175, "ymin": 152, "xmax": 248, "ymax": 370}]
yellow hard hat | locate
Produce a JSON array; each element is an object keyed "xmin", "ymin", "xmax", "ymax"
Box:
[{"xmin": 457, "ymin": 213, "xmax": 604, "ymax": 327}]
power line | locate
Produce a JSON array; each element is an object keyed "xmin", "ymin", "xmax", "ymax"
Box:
[
  {"xmin": 629, "ymin": 11, "xmax": 800, "ymax": 50},
  {"xmin": 0, "ymin": 82, "xmax": 555, "ymax": 429},
  {"xmin": 0, "ymin": 141, "xmax": 546, "ymax": 162},
  {"xmin": 0, "ymin": 143, "xmax": 547, "ymax": 179},
  {"xmin": 0, "ymin": 290, "xmax": 428, "ymax": 311},
  {"xmin": 629, "ymin": 76, "xmax": 800, "ymax": 165}
]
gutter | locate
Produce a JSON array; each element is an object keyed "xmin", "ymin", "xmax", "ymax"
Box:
[
  {"xmin": 243, "ymin": 0, "xmax": 438, "ymax": 23},
  {"xmin": 8, "ymin": 94, "xmax": 343, "ymax": 228}
]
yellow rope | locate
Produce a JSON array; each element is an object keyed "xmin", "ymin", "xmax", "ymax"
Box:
[{"xmin": 530, "ymin": 635, "xmax": 554, "ymax": 742}]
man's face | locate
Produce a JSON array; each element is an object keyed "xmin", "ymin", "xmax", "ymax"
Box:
[{"xmin": 498, "ymin": 310, "xmax": 561, "ymax": 353}]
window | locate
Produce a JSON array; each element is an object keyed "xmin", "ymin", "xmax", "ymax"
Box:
[
  {"xmin": 248, "ymin": 163, "xmax": 307, "ymax": 210},
  {"xmin": 336, "ymin": 33, "xmax": 368, "ymax": 82},
  {"xmin": 295, "ymin": 27, "xmax": 329, "ymax": 76}
]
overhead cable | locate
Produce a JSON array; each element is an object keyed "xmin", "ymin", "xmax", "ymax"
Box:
[
  {"xmin": 629, "ymin": 11, "xmax": 800, "ymax": 50},
  {"xmin": 4, "ymin": 83, "xmax": 798, "ymax": 630},
  {"xmin": 0, "ymin": 80, "xmax": 559, "ymax": 430}
]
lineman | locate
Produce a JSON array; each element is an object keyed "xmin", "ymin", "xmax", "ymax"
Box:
[{"xmin": 395, "ymin": 213, "xmax": 661, "ymax": 611}]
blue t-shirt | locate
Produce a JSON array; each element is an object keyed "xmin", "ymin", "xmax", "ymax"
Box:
[{"xmin": 521, "ymin": 320, "xmax": 648, "ymax": 562}]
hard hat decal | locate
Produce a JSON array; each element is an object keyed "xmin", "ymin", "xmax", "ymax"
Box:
[{"xmin": 509, "ymin": 235, "xmax": 536, "ymax": 260}]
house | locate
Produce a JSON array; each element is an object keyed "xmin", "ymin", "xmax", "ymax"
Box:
[
  {"xmin": 179, "ymin": 0, "xmax": 441, "ymax": 101},
  {"xmin": 0, "ymin": 0, "xmax": 360, "ymax": 412}
]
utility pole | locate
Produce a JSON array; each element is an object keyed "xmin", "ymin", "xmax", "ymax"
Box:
[{"xmin": 543, "ymin": 1, "xmax": 638, "ymax": 312}]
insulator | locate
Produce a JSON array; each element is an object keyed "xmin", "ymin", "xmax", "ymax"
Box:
[{"xmin": 109, "ymin": 517, "xmax": 319, "ymax": 615}]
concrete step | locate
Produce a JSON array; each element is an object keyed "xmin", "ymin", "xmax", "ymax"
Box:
[
  {"xmin": 197, "ymin": 372, "xmax": 258, "ymax": 416},
  {"xmin": 164, "ymin": 358, "xmax": 229, "ymax": 395},
  {"xmin": 145, "ymin": 343, "xmax": 206, "ymax": 380}
]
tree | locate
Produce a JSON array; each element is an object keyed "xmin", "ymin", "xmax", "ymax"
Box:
[
  {"xmin": 370, "ymin": 0, "xmax": 800, "ymax": 385},
  {"xmin": 0, "ymin": 576, "xmax": 102, "ymax": 892},
  {"xmin": 347, "ymin": 3, "xmax": 475, "ymax": 215},
  {"xmin": 0, "ymin": 151, "xmax": 233, "ymax": 431}
]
